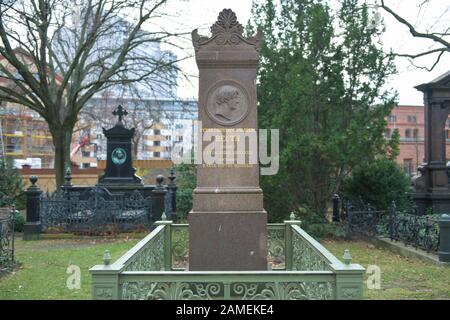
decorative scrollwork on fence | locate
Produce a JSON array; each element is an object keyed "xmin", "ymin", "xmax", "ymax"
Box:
[
  {"xmin": 121, "ymin": 280, "xmax": 334, "ymax": 300},
  {"xmin": 386, "ymin": 212, "xmax": 439, "ymax": 252},
  {"xmin": 123, "ymin": 231, "xmax": 165, "ymax": 271},
  {"xmin": 0, "ymin": 213, "xmax": 14, "ymax": 271},
  {"xmin": 232, "ymin": 282, "xmax": 334, "ymax": 300},
  {"xmin": 292, "ymin": 231, "xmax": 332, "ymax": 271},
  {"xmin": 340, "ymin": 199, "xmax": 440, "ymax": 252},
  {"xmin": 122, "ymin": 282, "xmax": 222, "ymax": 300},
  {"xmin": 40, "ymin": 186, "xmax": 154, "ymax": 234},
  {"xmin": 267, "ymin": 227, "xmax": 285, "ymax": 270},
  {"xmin": 171, "ymin": 226, "xmax": 189, "ymax": 269}
]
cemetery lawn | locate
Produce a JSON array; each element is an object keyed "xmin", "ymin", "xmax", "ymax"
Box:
[
  {"xmin": 324, "ymin": 239, "xmax": 450, "ymax": 300},
  {"xmin": 0, "ymin": 236, "xmax": 449, "ymax": 300},
  {"xmin": 0, "ymin": 236, "xmax": 140, "ymax": 300}
]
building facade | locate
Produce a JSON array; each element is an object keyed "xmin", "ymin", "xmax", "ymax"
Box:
[
  {"xmin": 0, "ymin": 109, "xmax": 54, "ymax": 167},
  {"xmin": 1, "ymin": 98, "xmax": 198, "ymax": 168},
  {"xmin": 83, "ymin": 96, "xmax": 198, "ymax": 163},
  {"xmin": 387, "ymin": 105, "xmax": 450, "ymax": 176}
]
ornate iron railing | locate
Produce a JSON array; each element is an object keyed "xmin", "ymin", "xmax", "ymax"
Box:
[
  {"xmin": 26, "ymin": 171, "xmax": 177, "ymax": 235},
  {"xmin": 384, "ymin": 212, "xmax": 439, "ymax": 252},
  {"xmin": 267, "ymin": 223, "xmax": 285, "ymax": 270},
  {"xmin": 290, "ymin": 225, "xmax": 338, "ymax": 271},
  {"xmin": 169, "ymin": 224, "xmax": 287, "ymax": 271},
  {"xmin": 171, "ymin": 224, "xmax": 189, "ymax": 270},
  {"xmin": 340, "ymin": 199, "xmax": 440, "ymax": 252},
  {"xmin": 120, "ymin": 271, "xmax": 336, "ymax": 300},
  {"xmin": 90, "ymin": 219, "xmax": 365, "ymax": 300},
  {"xmin": 40, "ymin": 187, "xmax": 153, "ymax": 233},
  {"xmin": 0, "ymin": 208, "xmax": 15, "ymax": 272}
]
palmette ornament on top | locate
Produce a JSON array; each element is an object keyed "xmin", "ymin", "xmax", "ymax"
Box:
[{"xmin": 192, "ymin": 9, "xmax": 262, "ymax": 51}]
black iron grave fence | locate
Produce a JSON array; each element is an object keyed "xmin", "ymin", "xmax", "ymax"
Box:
[
  {"xmin": 0, "ymin": 207, "xmax": 15, "ymax": 272},
  {"xmin": 335, "ymin": 196, "xmax": 440, "ymax": 253},
  {"xmin": 24, "ymin": 170, "xmax": 177, "ymax": 236},
  {"xmin": 40, "ymin": 187, "xmax": 154, "ymax": 233}
]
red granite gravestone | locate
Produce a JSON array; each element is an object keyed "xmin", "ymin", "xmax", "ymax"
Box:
[
  {"xmin": 188, "ymin": 9, "xmax": 268, "ymax": 271},
  {"xmin": 411, "ymin": 71, "xmax": 450, "ymax": 214}
]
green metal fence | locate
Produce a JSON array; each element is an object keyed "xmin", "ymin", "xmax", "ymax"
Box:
[{"xmin": 90, "ymin": 219, "xmax": 365, "ymax": 300}]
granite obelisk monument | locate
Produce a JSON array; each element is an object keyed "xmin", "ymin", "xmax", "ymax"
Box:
[{"xmin": 189, "ymin": 9, "xmax": 267, "ymax": 270}]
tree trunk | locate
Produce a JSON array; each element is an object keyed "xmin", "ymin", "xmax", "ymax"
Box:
[{"xmin": 50, "ymin": 126, "xmax": 74, "ymax": 188}]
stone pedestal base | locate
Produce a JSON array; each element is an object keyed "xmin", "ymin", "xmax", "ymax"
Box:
[
  {"xmin": 23, "ymin": 222, "xmax": 41, "ymax": 241},
  {"xmin": 188, "ymin": 211, "xmax": 268, "ymax": 271},
  {"xmin": 410, "ymin": 192, "xmax": 450, "ymax": 215}
]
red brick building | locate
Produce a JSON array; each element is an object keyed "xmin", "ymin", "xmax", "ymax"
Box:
[{"xmin": 386, "ymin": 105, "xmax": 450, "ymax": 176}]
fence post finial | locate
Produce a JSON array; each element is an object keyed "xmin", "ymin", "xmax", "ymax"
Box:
[
  {"xmin": 103, "ymin": 250, "xmax": 112, "ymax": 265},
  {"xmin": 156, "ymin": 175, "xmax": 164, "ymax": 189},
  {"xmin": 343, "ymin": 249, "xmax": 352, "ymax": 265}
]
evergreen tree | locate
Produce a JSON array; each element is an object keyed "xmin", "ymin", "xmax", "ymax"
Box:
[
  {"xmin": 0, "ymin": 159, "xmax": 24, "ymax": 208},
  {"xmin": 249, "ymin": 0, "xmax": 398, "ymax": 221}
]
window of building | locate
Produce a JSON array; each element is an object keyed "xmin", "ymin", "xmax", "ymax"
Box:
[
  {"xmin": 413, "ymin": 129, "xmax": 419, "ymax": 139},
  {"xmin": 82, "ymin": 151, "xmax": 90, "ymax": 157},
  {"xmin": 403, "ymin": 159, "xmax": 413, "ymax": 176},
  {"xmin": 154, "ymin": 129, "xmax": 161, "ymax": 135},
  {"xmin": 154, "ymin": 152, "xmax": 160, "ymax": 158},
  {"xmin": 407, "ymin": 115, "xmax": 417, "ymax": 123},
  {"xmin": 388, "ymin": 115, "xmax": 397, "ymax": 123},
  {"xmin": 447, "ymin": 130, "xmax": 450, "ymax": 139},
  {"xmin": 82, "ymin": 163, "xmax": 90, "ymax": 169},
  {"xmin": 405, "ymin": 129, "xmax": 411, "ymax": 138},
  {"xmin": 154, "ymin": 140, "xmax": 161, "ymax": 146}
]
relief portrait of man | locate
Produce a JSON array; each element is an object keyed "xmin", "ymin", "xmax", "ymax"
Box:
[{"xmin": 214, "ymin": 85, "xmax": 242, "ymax": 121}]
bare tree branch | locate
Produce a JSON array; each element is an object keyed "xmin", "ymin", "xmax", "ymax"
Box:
[
  {"xmin": 0, "ymin": 0, "xmax": 187, "ymax": 186},
  {"xmin": 379, "ymin": 0, "xmax": 450, "ymax": 70}
]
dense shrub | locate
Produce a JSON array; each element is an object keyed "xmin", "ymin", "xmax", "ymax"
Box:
[
  {"xmin": 11, "ymin": 211, "xmax": 25, "ymax": 232},
  {"xmin": 0, "ymin": 159, "xmax": 25, "ymax": 210},
  {"xmin": 291, "ymin": 207, "xmax": 346, "ymax": 239},
  {"xmin": 175, "ymin": 164, "xmax": 196, "ymax": 221},
  {"xmin": 341, "ymin": 158, "xmax": 411, "ymax": 210}
]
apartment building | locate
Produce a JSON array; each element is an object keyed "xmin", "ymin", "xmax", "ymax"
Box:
[{"xmin": 386, "ymin": 105, "xmax": 450, "ymax": 176}]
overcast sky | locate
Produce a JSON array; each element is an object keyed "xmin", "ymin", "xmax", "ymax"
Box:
[{"xmin": 156, "ymin": 0, "xmax": 450, "ymax": 106}]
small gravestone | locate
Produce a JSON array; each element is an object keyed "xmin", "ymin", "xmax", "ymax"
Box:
[
  {"xmin": 189, "ymin": 9, "xmax": 267, "ymax": 271},
  {"xmin": 98, "ymin": 105, "xmax": 142, "ymax": 186}
]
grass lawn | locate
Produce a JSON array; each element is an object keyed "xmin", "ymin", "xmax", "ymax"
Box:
[
  {"xmin": 323, "ymin": 239, "xmax": 450, "ymax": 300},
  {"xmin": 0, "ymin": 235, "xmax": 449, "ymax": 300},
  {"xmin": 0, "ymin": 236, "xmax": 139, "ymax": 300}
]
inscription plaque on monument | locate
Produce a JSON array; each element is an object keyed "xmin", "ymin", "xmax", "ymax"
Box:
[{"xmin": 189, "ymin": 9, "xmax": 267, "ymax": 271}]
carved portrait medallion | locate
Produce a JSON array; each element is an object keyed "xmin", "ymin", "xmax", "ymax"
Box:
[
  {"xmin": 111, "ymin": 147, "xmax": 127, "ymax": 165},
  {"xmin": 206, "ymin": 81, "xmax": 249, "ymax": 126}
]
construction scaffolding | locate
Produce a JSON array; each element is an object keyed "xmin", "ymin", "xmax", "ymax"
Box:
[{"xmin": 0, "ymin": 114, "xmax": 54, "ymax": 167}]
